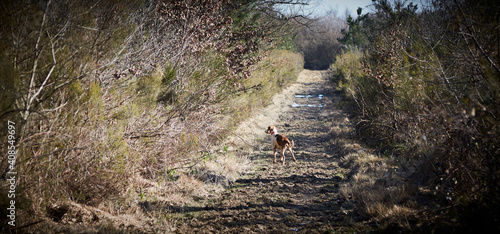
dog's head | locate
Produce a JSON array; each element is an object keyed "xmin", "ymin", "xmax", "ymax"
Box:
[{"xmin": 265, "ymin": 125, "xmax": 277, "ymax": 135}]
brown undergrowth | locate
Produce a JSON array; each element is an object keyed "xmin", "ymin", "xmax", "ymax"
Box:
[
  {"xmin": 330, "ymin": 0, "xmax": 500, "ymax": 228},
  {"xmin": 0, "ymin": 1, "xmax": 308, "ymax": 232},
  {"xmin": 326, "ymin": 91, "xmax": 421, "ymax": 231},
  {"xmin": 7, "ymin": 49, "xmax": 303, "ymax": 233}
]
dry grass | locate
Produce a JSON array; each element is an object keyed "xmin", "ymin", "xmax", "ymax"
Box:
[
  {"xmin": 339, "ymin": 150, "xmax": 420, "ymax": 229},
  {"xmin": 198, "ymin": 154, "xmax": 252, "ymax": 183},
  {"xmin": 328, "ymin": 108, "xmax": 420, "ymax": 229}
]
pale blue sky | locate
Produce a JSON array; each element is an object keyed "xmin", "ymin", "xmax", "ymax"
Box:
[{"xmin": 309, "ymin": 0, "xmax": 374, "ymax": 16}]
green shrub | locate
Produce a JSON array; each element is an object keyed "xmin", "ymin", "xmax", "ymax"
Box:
[{"xmin": 330, "ymin": 49, "xmax": 380, "ymax": 118}]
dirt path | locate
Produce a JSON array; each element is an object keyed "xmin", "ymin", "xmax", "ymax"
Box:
[{"xmin": 175, "ymin": 70, "xmax": 357, "ymax": 233}]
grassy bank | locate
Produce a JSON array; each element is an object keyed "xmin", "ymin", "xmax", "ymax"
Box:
[
  {"xmin": 0, "ymin": 47, "xmax": 303, "ymax": 232},
  {"xmin": 0, "ymin": 0, "xmax": 304, "ymax": 232}
]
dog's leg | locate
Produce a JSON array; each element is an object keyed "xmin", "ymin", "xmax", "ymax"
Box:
[
  {"xmin": 288, "ymin": 147, "xmax": 297, "ymax": 162},
  {"xmin": 280, "ymin": 149, "xmax": 285, "ymax": 165},
  {"xmin": 273, "ymin": 146, "xmax": 277, "ymax": 163}
]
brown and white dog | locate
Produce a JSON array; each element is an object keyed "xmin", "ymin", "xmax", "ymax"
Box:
[{"xmin": 265, "ymin": 125, "xmax": 296, "ymax": 165}]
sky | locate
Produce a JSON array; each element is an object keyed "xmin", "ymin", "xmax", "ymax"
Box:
[{"xmin": 308, "ymin": 0, "xmax": 375, "ymax": 17}]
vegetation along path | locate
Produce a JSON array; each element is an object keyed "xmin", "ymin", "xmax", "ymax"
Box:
[{"xmin": 175, "ymin": 70, "xmax": 361, "ymax": 233}]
